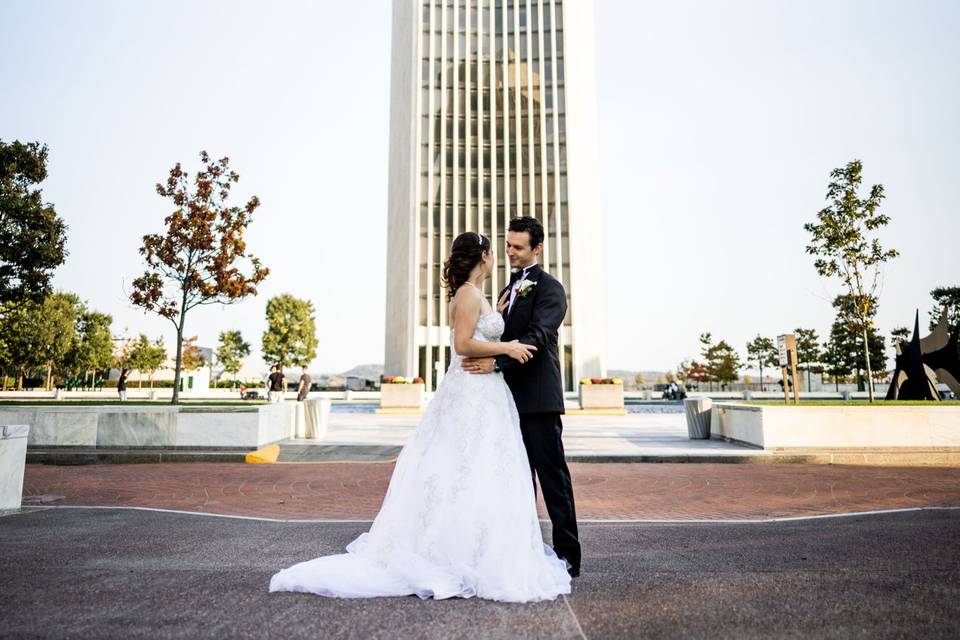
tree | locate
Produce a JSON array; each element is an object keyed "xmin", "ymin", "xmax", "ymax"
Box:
[
  {"xmin": 66, "ymin": 309, "xmax": 113, "ymax": 389},
  {"xmin": 262, "ymin": 294, "xmax": 318, "ymax": 368},
  {"xmin": 831, "ymin": 295, "xmax": 888, "ymax": 390},
  {"xmin": 35, "ymin": 293, "xmax": 80, "ymax": 389},
  {"xmin": 141, "ymin": 338, "xmax": 167, "ymax": 388},
  {"xmin": 822, "ymin": 323, "xmax": 855, "ymax": 391},
  {"xmin": 217, "ymin": 330, "xmax": 250, "ymax": 384},
  {"xmin": 929, "ymin": 286, "xmax": 960, "ymax": 333},
  {"xmin": 181, "ymin": 337, "xmax": 205, "ymax": 371},
  {"xmin": 707, "ymin": 343, "xmax": 742, "ymax": 390},
  {"xmin": 0, "ymin": 303, "xmax": 40, "ymax": 388},
  {"xmin": 130, "ymin": 151, "xmax": 269, "ymax": 404},
  {"xmin": 804, "ymin": 159, "xmax": 898, "ymax": 401},
  {"xmin": 745, "ymin": 335, "xmax": 778, "ymax": 391},
  {"xmin": 0, "ymin": 140, "xmax": 68, "ymax": 312},
  {"xmin": 890, "ymin": 326, "xmax": 911, "ymax": 349},
  {"xmin": 794, "ymin": 328, "xmax": 822, "ymax": 392},
  {"xmin": 127, "ymin": 334, "xmax": 167, "ymax": 388},
  {"xmin": 684, "ymin": 360, "xmax": 709, "ymax": 390},
  {"xmin": 0, "ymin": 293, "xmax": 79, "ymax": 390}
]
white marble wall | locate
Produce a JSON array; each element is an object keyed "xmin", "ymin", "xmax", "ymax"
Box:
[
  {"xmin": 712, "ymin": 403, "xmax": 960, "ymax": 449},
  {"xmin": 0, "ymin": 405, "xmax": 295, "ymax": 450},
  {"xmin": 0, "ymin": 425, "xmax": 29, "ymax": 509}
]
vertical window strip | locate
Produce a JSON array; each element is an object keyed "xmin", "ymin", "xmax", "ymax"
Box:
[
  {"xmin": 488, "ymin": 0, "xmax": 499, "ymax": 296},
  {"xmin": 524, "ymin": 0, "xmax": 536, "ymax": 234},
  {"xmin": 548, "ymin": 0, "xmax": 567, "ymax": 388},
  {"xmin": 464, "ymin": 0, "xmax": 472, "ymax": 237},
  {"xmin": 424, "ymin": 2, "xmax": 437, "ymax": 390},
  {"xmin": 452, "ymin": 0, "xmax": 460, "ymax": 285},
  {"xmin": 476, "ymin": 0, "xmax": 484, "ymax": 263},
  {"xmin": 512, "ymin": 0, "xmax": 523, "ymax": 220},
  {"xmin": 437, "ymin": 0, "xmax": 450, "ymax": 370},
  {"xmin": 536, "ymin": 0, "xmax": 550, "ymax": 273},
  {"xmin": 418, "ymin": 2, "xmax": 430, "ymax": 330},
  {"xmin": 500, "ymin": 0, "xmax": 511, "ymax": 285}
]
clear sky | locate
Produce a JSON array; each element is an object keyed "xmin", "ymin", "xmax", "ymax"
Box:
[{"xmin": 2, "ymin": 1, "xmax": 958, "ymax": 374}]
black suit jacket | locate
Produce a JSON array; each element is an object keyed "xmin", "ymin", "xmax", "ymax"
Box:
[{"xmin": 495, "ymin": 264, "xmax": 567, "ymax": 415}]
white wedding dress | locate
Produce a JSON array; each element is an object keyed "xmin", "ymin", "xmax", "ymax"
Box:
[{"xmin": 269, "ymin": 310, "xmax": 571, "ymax": 603}]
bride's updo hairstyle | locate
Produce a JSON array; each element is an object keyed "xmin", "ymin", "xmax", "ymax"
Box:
[{"xmin": 441, "ymin": 232, "xmax": 491, "ymax": 300}]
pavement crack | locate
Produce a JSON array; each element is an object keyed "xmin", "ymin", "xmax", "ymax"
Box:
[{"xmin": 562, "ymin": 594, "xmax": 589, "ymax": 640}]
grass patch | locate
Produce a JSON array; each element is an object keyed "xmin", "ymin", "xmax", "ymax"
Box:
[{"xmin": 742, "ymin": 400, "xmax": 960, "ymax": 406}]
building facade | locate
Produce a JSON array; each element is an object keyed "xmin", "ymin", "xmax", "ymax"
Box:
[{"xmin": 385, "ymin": 0, "xmax": 605, "ymax": 391}]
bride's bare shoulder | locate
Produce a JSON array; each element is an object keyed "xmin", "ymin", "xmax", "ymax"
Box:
[{"xmin": 450, "ymin": 284, "xmax": 483, "ymax": 323}]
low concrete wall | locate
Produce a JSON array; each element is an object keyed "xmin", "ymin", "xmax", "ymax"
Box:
[
  {"xmin": 579, "ymin": 384, "xmax": 625, "ymax": 409},
  {"xmin": 0, "ymin": 404, "xmax": 295, "ymax": 449},
  {"xmin": 380, "ymin": 384, "xmax": 425, "ymax": 409},
  {"xmin": 711, "ymin": 403, "xmax": 960, "ymax": 449},
  {"xmin": 1, "ymin": 425, "xmax": 29, "ymax": 509}
]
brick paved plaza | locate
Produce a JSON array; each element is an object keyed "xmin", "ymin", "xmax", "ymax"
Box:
[{"xmin": 21, "ymin": 462, "xmax": 960, "ymax": 520}]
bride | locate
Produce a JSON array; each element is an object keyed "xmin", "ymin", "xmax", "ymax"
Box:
[{"xmin": 269, "ymin": 231, "xmax": 572, "ymax": 603}]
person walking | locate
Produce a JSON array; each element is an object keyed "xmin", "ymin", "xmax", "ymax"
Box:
[
  {"xmin": 117, "ymin": 368, "xmax": 131, "ymax": 402},
  {"xmin": 268, "ymin": 365, "xmax": 286, "ymax": 403},
  {"xmin": 296, "ymin": 366, "xmax": 311, "ymax": 402}
]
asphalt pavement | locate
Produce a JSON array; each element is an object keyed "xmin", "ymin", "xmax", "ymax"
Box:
[{"xmin": 1, "ymin": 507, "xmax": 957, "ymax": 639}]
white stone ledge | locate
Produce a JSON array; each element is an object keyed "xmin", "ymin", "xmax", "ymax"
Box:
[
  {"xmin": 710, "ymin": 403, "xmax": 960, "ymax": 449},
  {"xmin": 0, "ymin": 405, "xmax": 296, "ymax": 449},
  {"xmin": 1, "ymin": 425, "xmax": 29, "ymax": 509}
]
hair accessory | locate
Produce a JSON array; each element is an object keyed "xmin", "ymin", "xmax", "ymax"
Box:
[{"xmin": 476, "ymin": 232, "xmax": 483, "ymax": 245}]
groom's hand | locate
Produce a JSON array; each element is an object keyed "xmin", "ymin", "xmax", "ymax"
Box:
[{"xmin": 462, "ymin": 357, "xmax": 495, "ymax": 375}]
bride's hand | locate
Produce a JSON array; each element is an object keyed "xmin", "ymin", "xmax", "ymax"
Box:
[
  {"xmin": 497, "ymin": 290, "xmax": 510, "ymax": 314},
  {"xmin": 504, "ymin": 340, "xmax": 537, "ymax": 363}
]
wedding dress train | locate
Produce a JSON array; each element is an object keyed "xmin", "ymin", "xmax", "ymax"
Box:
[{"xmin": 269, "ymin": 311, "xmax": 571, "ymax": 602}]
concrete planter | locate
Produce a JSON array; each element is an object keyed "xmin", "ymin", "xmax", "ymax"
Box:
[
  {"xmin": 710, "ymin": 403, "xmax": 960, "ymax": 450},
  {"xmin": 0, "ymin": 425, "xmax": 29, "ymax": 509},
  {"xmin": 0, "ymin": 405, "xmax": 295, "ymax": 450},
  {"xmin": 579, "ymin": 384, "xmax": 625, "ymax": 410},
  {"xmin": 379, "ymin": 384, "xmax": 425, "ymax": 409}
]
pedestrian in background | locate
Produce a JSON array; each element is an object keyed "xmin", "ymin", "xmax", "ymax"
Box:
[
  {"xmin": 268, "ymin": 365, "xmax": 286, "ymax": 403},
  {"xmin": 118, "ymin": 368, "xmax": 131, "ymax": 402},
  {"xmin": 297, "ymin": 366, "xmax": 311, "ymax": 402}
]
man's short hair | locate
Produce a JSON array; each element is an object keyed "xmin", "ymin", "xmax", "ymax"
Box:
[{"xmin": 508, "ymin": 216, "xmax": 545, "ymax": 249}]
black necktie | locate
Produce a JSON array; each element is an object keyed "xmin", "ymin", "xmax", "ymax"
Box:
[{"xmin": 509, "ymin": 269, "xmax": 525, "ymax": 285}]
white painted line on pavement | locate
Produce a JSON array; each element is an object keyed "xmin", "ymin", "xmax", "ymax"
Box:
[{"xmin": 22, "ymin": 504, "xmax": 960, "ymax": 524}]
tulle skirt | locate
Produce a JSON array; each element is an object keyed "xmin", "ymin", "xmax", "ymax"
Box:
[{"xmin": 269, "ymin": 364, "xmax": 572, "ymax": 603}]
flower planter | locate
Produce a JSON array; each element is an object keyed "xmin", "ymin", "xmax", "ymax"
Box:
[
  {"xmin": 579, "ymin": 383, "xmax": 625, "ymax": 410},
  {"xmin": 379, "ymin": 383, "xmax": 425, "ymax": 409}
]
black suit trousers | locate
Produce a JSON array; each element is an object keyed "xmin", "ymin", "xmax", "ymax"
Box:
[{"xmin": 519, "ymin": 412, "xmax": 581, "ymax": 571}]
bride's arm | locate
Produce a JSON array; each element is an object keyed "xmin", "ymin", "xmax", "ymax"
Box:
[{"xmin": 452, "ymin": 288, "xmax": 535, "ymax": 361}]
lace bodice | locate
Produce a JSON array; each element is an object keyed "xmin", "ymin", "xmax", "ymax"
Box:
[{"xmin": 450, "ymin": 311, "xmax": 504, "ymax": 359}]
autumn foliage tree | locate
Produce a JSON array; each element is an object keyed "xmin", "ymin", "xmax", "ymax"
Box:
[{"xmin": 130, "ymin": 151, "xmax": 268, "ymax": 404}]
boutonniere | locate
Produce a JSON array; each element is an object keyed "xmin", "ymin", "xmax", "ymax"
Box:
[{"xmin": 516, "ymin": 279, "xmax": 537, "ymax": 298}]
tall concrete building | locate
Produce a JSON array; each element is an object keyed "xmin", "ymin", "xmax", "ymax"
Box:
[{"xmin": 385, "ymin": 0, "xmax": 605, "ymax": 391}]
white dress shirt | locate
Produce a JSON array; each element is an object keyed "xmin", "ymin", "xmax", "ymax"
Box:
[{"xmin": 507, "ymin": 261, "xmax": 538, "ymax": 315}]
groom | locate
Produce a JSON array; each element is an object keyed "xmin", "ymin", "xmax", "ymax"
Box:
[{"xmin": 462, "ymin": 216, "xmax": 581, "ymax": 577}]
